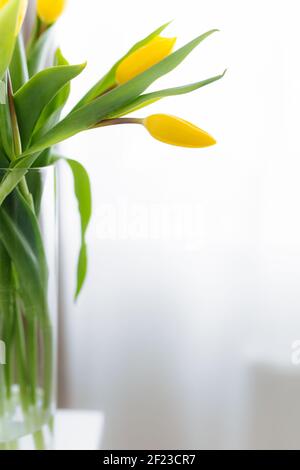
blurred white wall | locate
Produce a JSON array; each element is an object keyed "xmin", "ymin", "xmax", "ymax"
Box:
[{"xmin": 55, "ymin": 0, "xmax": 300, "ymax": 449}]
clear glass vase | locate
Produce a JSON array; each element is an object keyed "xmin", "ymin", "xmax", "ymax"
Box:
[{"xmin": 0, "ymin": 167, "xmax": 57, "ymax": 450}]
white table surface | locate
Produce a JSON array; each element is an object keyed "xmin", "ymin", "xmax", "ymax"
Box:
[{"xmin": 55, "ymin": 410, "xmax": 105, "ymax": 450}]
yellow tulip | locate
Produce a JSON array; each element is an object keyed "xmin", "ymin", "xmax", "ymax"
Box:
[
  {"xmin": 143, "ymin": 114, "xmax": 216, "ymax": 148},
  {"xmin": 0, "ymin": 0, "xmax": 28, "ymax": 35},
  {"xmin": 115, "ymin": 36, "xmax": 176, "ymax": 84},
  {"xmin": 37, "ymin": 0, "xmax": 66, "ymax": 25}
]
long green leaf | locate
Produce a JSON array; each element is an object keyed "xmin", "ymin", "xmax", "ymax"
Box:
[
  {"xmin": 9, "ymin": 35, "xmax": 29, "ymax": 93},
  {"xmin": 5, "ymin": 189, "xmax": 48, "ymax": 284},
  {"xmin": 27, "ymin": 26, "xmax": 54, "ymax": 77},
  {"xmin": 24, "ymin": 29, "xmax": 218, "ymax": 155},
  {"xmin": 74, "ymin": 20, "xmax": 172, "ymax": 110},
  {"xmin": 0, "ymin": 241, "xmax": 12, "ymax": 316},
  {"xmin": 32, "ymin": 51, "xmax": 74, "ymax": 167},
  {"xmin": 31, "ymin": 148, "xmax": 51, "ymax": 168},
  {"xmin": 67, "ymin": 159, "xmax": 92, "ymax": 299},
  {"xmin": 0, "ymin": 74, "xmax": 14, "ymax": 158},
  {"xmin": 14, "ymin": 62, "xmax": 86, "ymax": 149},
  {"xmin": 52, "ymin": 155, "xmax": 92, "ymax": 299},
  {"xmin": 0, "ymin": 148, "xmax": 9, "ymax": 167},
  {"xmin": 33, "ymin": 49, "xmax": 73, "ymax": 143},
  {"xmin": 0, "ymin": 155, "xmax": 38, "ymax": 207},
  {"xmin": 0, "ymin": 239, "xmax": 15, "ymax": 395},
  {"xmin": 108, "ymin": 71, "xmax": 226, "ymax": 118},
  {"xmin": 0, "ymin": 199, "xmax": 48, "ymax": 319},
  {"xmin": 0, "ymin": 0, "xmax": 21, "ymax": 80}
]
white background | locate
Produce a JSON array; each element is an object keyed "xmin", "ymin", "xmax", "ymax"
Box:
[{"xmin": 54, "ymin": 0, "xmax": 300, "ymax": 449}]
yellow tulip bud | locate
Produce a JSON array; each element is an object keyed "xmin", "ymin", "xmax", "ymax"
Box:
[
  {"xmin": 37, "ymin": 0, "xmax": 66, "ymax": 25},
  {"xmin": 143, "ymin": 114, "xmax": 216, "ymax": 148},
  {"xmin": 116, "ymin": 36, "xmax": 176, "ymax": 85},
  {"xmin": 0, "ymin": 0, "xmax": 28, "ymax": 35}
]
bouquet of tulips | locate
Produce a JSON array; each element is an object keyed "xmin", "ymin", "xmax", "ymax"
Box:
[{"xmin": 0, "ymin": 0, "xmax": 224, "ymax": 450}]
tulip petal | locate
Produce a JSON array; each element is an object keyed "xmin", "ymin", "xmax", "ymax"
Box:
[
  {"xmin": 37, "ymin": 0, "xmax": 66, "ymax": 25},
  {"xmin": 144, "ymin": 114, "xmax": 216, "ymax": 148},
  {"xmin": 116, "ymin": 36, "xmax": 177, "ymax": 84}
]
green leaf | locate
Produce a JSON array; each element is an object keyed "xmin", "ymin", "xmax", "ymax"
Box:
[
  {"xmin": 24, "ymin": 29, "xmax": 218, "ymax": 155},
  {"xmin": 0, "ymin": 80, "xmax": 5, "ymax": 104},
  {"xmin": 33, "ymin": 49, "xmax": 72, "ymax": 143},
  {"xmin": 0, "ymin": 193, "xmax": 48, "ymax": 319},
  {"xmin": 14, "ymin": 62, "xmax": 87, "ymax": 149},
  {"xmin": 0, "ymin": 0, "xmax": 22, "ymax": 80},
  {"xmin": 108, "ymin": 71, "xmax": 226, "ymax": 118},
  {"xmin": 0, "ymin": 74, "xmax": 14, "ymax": 159},
  {"xmin": 67, "ymin": 159, "xmax": 92, "ymax": 299},
  {"xmin": 4, "ymin": 189, "xmax": 48, "ymax": 285},
  {"xmin": 27, "ymin": 26, "xmax": 54, "ymax": 77},
  {"xmin": 32, "ymin": 148, "xmax": 51, "ymax": 168},
  {"xmin": 0, "ymin": 239, "xmax": 15, "ymax": 395},
  {"xmin": 9, "ymin": 35, "xmax": 29, "ymax": 93},
  {"xmin": 75, "ymin": 242, "xmax": 88, "ymax": 301},
  {"xmin": 0, "ymin": 241, "xmax": 12, "ymax": 315},
  {"xmin": 0, "ymin": 155, "xmax": 39, "ymax": 207},
  {"xmin": 52, "ymin": 155, "xmax": 92, "ymax": 299},
  {"xmin": 0, "ymin": 148, "xmax": 9, "ymax": 167},
  {"xmin": 74, "ymin": 20, "xmax": 172, "ymax": 110}
]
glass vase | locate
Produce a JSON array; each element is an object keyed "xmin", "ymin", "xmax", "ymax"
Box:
[{"xmin": 0, "ymin": 166, "xmax": 57, "ymax": 450}]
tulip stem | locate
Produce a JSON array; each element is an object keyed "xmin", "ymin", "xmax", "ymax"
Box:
[
  {"xmin": 7, "ymin": 74, "xmax": 22, "ymax": 158},
  {"xmin": 94, "ymin": 117, "xmax": 143, "ymax": 128}
]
